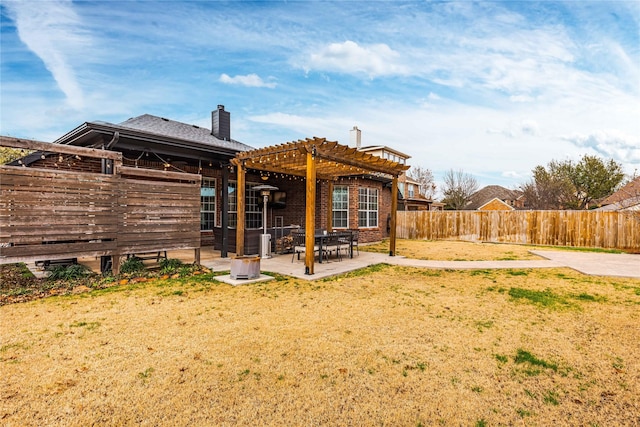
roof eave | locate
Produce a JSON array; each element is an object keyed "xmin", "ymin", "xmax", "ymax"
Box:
[{"xmin": 55, "ymin": 121, "xmax": 243, "ymax": 158}]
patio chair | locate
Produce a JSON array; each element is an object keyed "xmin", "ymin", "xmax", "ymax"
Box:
[
  {"xmin": 348, "ymin": 229, "xmax": 359, "ymax": 256},
  {"xmin": 323, "ymin": 232, "xmax": 343, "ymax": 262},
  {"xmin": 291, "ymin": 232, "xmax": 319, "ymax": 262}
]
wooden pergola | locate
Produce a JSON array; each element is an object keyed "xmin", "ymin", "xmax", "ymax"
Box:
[{"xmin": 232, "ymin": 137, "xmax": 410, "ymax": 275}]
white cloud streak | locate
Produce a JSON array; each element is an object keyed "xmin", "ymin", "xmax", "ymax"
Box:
[
  {"xmin": 305, "ymin": 41, "xmax": 408, "ymax": 78},
  {"xmin": 562, "ymin": 131, "xmax": 640, "ymax": 164},
  {"xmin": 4, "ymin": 0, "xmax": 88, "ymax": 109},
  {"xmin": 219, "ymin": 73, "xmax": 277, "ymax": 88}
]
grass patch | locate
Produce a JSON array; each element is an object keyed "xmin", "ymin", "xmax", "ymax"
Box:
[
  {"xmin": 508, "ymin": 287, "xmax": 571, "ymax": 309},
  {"xmin": 514, "ymin": 349, "xmax": 558, "ymax": 372},
  {"xmin": 475, "ymin": 320, "xmax": 494, "ymax": 332},
  {"xmin": 322, "ymin": 263, "xmax": 391, "ymax": 281},
  {"xmin": 538, "ymin": 245, "xmax": 624, "ymax": 254},
  {"xmin": 69, "ymin": 321, "xmax": 101, "ymax": 330},
  {"xmin": 543, "ymin": 390, "xmax": 560, "ymax": 405},
  {"xmin": 506, "ymin": 270, "xmax": 529, "ymax": 276},
  {"xmin": 572, "ymin": 292, "xmax": 606, "ymax": 302},
  {"xmin": 495, "ymin": 354, "xmax": 509, "ymax": 364}
]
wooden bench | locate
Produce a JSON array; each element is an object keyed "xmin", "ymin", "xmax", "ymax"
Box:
[{"xmin": 127, "ymin": 251, "xmax": 167, "ymax": 263}]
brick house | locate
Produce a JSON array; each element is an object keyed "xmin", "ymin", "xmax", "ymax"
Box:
[{"xmin": 19, "ymin": 106, "xmax": 408, "ymax": 255}]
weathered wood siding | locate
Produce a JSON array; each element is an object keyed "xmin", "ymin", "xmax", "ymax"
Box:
[
  {"xmin": 118, "ymin": 167, "xmax": 201, "ymax": 255},
  {"xmin": 0, "ymin": 167, "xmax": 119, "ymax": 260},
  {"xmin": 0, "ymin": 137, "xmax": 201, "ymax": 271},
  {"xmin": 397, "ymin": 210, "xmax": 640, "ymax": 251}
]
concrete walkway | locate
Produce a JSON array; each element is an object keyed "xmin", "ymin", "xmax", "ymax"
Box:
[
  {"xmin": 530, "ymin": 250, "xmax": 640, "ymax": 279},
  {"xmin": 201, "ymin": 249, "xmax": 640, "ymax": 282}
]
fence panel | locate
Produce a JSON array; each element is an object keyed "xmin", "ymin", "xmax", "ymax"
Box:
[
  {"xmin": 397, "ymin": 210, "xmax": 640, "ymax": 251},
  {"xmin": 1, "ymin": 139, "xmax": 202, "ymax": 271}
]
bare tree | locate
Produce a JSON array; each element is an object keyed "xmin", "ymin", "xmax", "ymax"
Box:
[
  {"xmin": 441, "ymin": 169, "xmax": 478, "ymax": 210},
  {"xmin": 407, "ymin": 165, "xmax": 437, "ymax": 199}
]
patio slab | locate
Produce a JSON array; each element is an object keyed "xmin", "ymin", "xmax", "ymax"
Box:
[{"xmin": 214, "ymin": 274, "xmax": 275, "ymax": 286}]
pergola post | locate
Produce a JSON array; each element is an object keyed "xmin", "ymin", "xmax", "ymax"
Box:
[
  {"xmin": 305, "ymin": 147, "xmax": 317, "ymax": 275},
  {"xmin": 235, "ymin": 160, "xmax": 246, "ymax": 256},
  {"xmin": 221, "ymin": 164, "xmax": 229, "ymax": 258},
  {"xmin": 326, "ymin": 180, "xmax": 334, "ymax": 232},
  {"xmin": 231, "ymin": 137, "xmax": 410, "ymax": 271},
  {"xmin": 389, "ymin": 175, "xmax": 398, "ymax": 256}
]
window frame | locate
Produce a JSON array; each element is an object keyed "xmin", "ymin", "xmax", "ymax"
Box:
[
  {"xmin": 228, "ymin": 181, "xmax": 262, "ymax": 229},
  {"xmin": 332, "ymin": 185, "xmax": 349, "ymax": 229},
  {"xmin": 200, "ymin": 177, "xmax": 216, "ymax": 231},
  {"xmin": 358, "ymin": 187, "xmax": 378, "ymax": 228}
]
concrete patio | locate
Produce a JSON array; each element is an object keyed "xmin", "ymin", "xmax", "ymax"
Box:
[{"xmin": 108, "ymin": 246, "xmax": 640, "ymax": 281}]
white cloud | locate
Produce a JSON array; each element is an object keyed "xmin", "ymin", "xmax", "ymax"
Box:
[
  {"xmin": 219, "ymin": 73, "xmax": 277, "ymax": 88},
  {"xmin": 562, "ymin": 130, "xmax": 640, "ymax": 164},
  {"xmin": 486, "ymin": 119, "xmax": 540, "ymax": 138},
  {"xmin": 502, "ymin": 170, "xmax": 527, "ymax": 180},
  {"xmin": 305, "ymin": 40, "xmax": 408, "ymax": 78},
  {"xmin": 4, "ymin": 0, "xmax": 88, "ymax": 109}
]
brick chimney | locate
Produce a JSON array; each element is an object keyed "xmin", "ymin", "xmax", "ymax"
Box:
[
  {"xmin": 212, "ymin": 105, "xmax": 230, "ymax": 140},
  {"xmin": 349, "ymin": 125, "xmax": 361, "ymax": 149}
]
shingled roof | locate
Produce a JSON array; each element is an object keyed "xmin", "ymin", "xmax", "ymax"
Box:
[
  {"xmin": 465, "ymin": 185, "xmax": 523, "ymax": 210},
  {"xmin": 601, "ymin": 176, "xmax": 640, "ymax": 205},
  {"xmin": 117, "ymin": 114, "xmax": 253, "ymax": 152}
]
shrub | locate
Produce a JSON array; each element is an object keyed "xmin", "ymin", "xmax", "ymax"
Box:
[
  {"xmin": 120, "ymin": 257, "xmax": 146, "ymax": 275},
  {"xmin": 159, "ymin": 258, "xmax": 184, "ymax": 274},
  {"xmin": 47, "ymin": 264, "xmax": 93, "ymax": 281}
]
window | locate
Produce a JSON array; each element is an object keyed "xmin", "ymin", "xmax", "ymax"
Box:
[
  {"xmin": 407, "ymin": 184, "xmax": 415, "ymax": 198},
  {"xmin": 228, "ymin": 181, "xmax": 262, "ymax": 229},
  {"xmin": 358, "ymin": 187, "xmax": 378, "ymax": 227},
  {"xmin": 398, "ymin": 182, "xmax": 405, "ymax": 196},
  {"xmin": 200, "ymin": 177, "xmax": 216, "ymax": 231},
  {"xmin": 332, "ymin": 185, "xmax": 349, "ymax": 228}
]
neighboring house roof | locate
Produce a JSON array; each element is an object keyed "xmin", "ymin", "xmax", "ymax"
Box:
[
  {"xmin": 358, "ymin": 145, "xmax": 411, "ymax": 160},
  {"xmin": 601, "ymin": 177, "xmax": 640, "ymax": 208},
  {"xmin": 478, "ymin": 197, "xmax": 515, "ymax": 211},
  {"xmin": 465, "ymin": 185, "xmax": 522, "ymax": 210},
  {"xmin": 595, "ymin": 199, "xmax": 640, "ymax": 211}
]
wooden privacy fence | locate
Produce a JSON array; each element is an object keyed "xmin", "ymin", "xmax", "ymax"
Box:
[
  {"xmin": 0, "ymin": 137, "xmax": 201, "ymax": 274},
  {"xmin": 397, "ymin": 210, "xmax": 640, "ymax": 251}
]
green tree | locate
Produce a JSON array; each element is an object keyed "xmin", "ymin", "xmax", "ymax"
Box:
[
  {"xmin": 521, "ymin": 155, "xmax": 624, "ymax": 210},
  {"xmin": 441, "ymin": 169, "xmax": 478, "ymax": 210},
  {"xmin": 571, "ymin": 155, "xmax": 625, "ymax": 209}
]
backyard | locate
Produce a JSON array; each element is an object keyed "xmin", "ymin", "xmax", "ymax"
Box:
[{"xmin": 1, "ymin": 241, "xmax": 639, "ymax": 426}]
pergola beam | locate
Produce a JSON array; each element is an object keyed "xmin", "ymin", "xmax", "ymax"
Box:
[{"xmin": 233, "ymin": 137, "xmax": 410, "ymax": 273}]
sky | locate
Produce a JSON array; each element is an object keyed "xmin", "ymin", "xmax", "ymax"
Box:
[{"xmin": 1, "ymin": 0, "xmax": 639, "ymax": 195}]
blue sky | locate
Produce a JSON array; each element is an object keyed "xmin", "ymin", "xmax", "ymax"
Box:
[{"xmin": 1, "ymin": 0, "xmax": 639, "ymax": 193}]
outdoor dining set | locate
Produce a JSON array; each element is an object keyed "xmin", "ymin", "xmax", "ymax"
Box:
[{"xmin": 290, "ymin": 230, "xmax": 359, "ymax": 263}]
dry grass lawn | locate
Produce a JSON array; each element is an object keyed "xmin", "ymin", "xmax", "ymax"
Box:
[
  {"xmin": 361, "ymin": 239, "xmax": 623, "ymax": 260},
  {"xmin": 2, "ymin": 243, "xmax": 640, "ymax": 426}
]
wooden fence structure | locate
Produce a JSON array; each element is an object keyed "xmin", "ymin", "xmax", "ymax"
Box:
[
  {"xmin": 0, "ymin": 137, "xmax": 201, "ymax": 274},
  {"xmin": 397, "ymin": 210, "xmax": 640, "ymax": 251}
]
